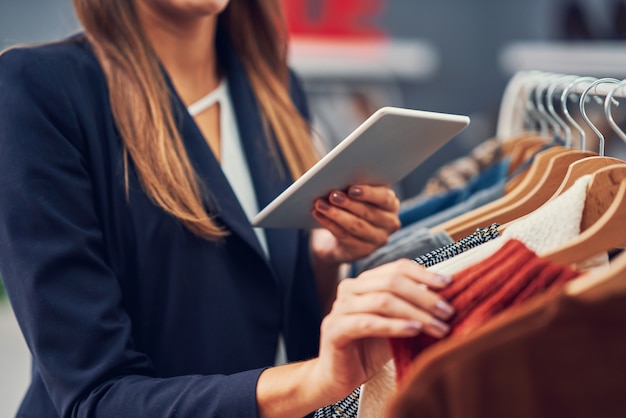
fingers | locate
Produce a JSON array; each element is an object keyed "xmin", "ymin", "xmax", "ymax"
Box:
[
  {"xmin": 321, "ymin": 313, "xmax": 425, "ymax": 349},
  {"xmin": 331, "ymin": 259, "xmax": 454, "ymax": 339},
  {"xmin": 349, "ymin": 258, "xmax": 452, "ymax": 290},
  {"xmin": 347, "ymin": 185, "xmax": 400, "ymax": 212},
  {"xmin": 312, "ymin": 206, "xmax": 387, "ymax": 248},
  {"xmin": 314, "ymin": 185, "xmax": 400, "ymax": 231}
]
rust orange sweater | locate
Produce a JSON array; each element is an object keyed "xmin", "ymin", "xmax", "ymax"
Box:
[{"xmin": 390, "ymin": 239, "xmax": 581, "ymax": 382}]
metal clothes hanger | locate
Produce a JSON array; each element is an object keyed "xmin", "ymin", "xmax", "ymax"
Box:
[
  {"xmin": 546, "ymin": 75, "xmax": 579, "ymax": 146},
  {"xmin": 561, "ymin": 76, "xmax": 597, "ymax": 150},
  {"xmin": 431, "ymin": 75, "xmax": 573, "ymax": 239},
  {"xmin": 544, "ymin": 79, "xmax": 626, "ymax": 266},
  {"xmin": 605, "ymin": 79, "xmax": 626, "ymax": 144},
  {"xmin": 580, "ymin": 79, "xmax": 626, "ymax": 230},
  {"xmin": 435, "ymin": 74, "xmax": 600, "ymax": 241},
  {"xmin": 535, "ymin": 73, "xmax": 566, "ymax": 140},
  {"xmin": 550, "ymin": 78, "xmax": 625, "ymax": 198},
  {"xmin": 563, "ymin": 80, "xmax": 626, "ymax": 297},
  {"xmin": 502, "ymin": 74, "xmax": 577, "ymax": 192},
  {"xmin": 579, "ymin": 78, "xmax": 621, "ymax": 155},
  {"xmin": 500, "ymin": 74, "xmax": 555, "ymax": 174}
]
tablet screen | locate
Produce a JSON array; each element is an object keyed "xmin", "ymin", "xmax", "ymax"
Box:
[{"xmin": 252, "ymin": 106, "xmax": 470, "ymax": 229}]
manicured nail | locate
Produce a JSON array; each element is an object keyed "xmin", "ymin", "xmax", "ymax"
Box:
[
  {"xmin": 317, "ymin": 200, "xmax": 330, "ymax": 211},
  {"xmin": 434, "ymin": 274, "xmax": 452, "ymax": 287},
  {"xmin": 429, "ymin": 318, "xmax": 450, "ymax": 337},
  {"xmin": 348, "ymin": 187, "xmax": 363, "ymax": 198},
  {"xmin": 330, "ymin": 192, "xmax": 345, "ymax": 204},
  {"xmin": 404, "ymin": 321, "xmax": 423, "ymax": 333},
  {"xmin": 434, "ymin": 300, "xmax": 455, "ymax": 319}
]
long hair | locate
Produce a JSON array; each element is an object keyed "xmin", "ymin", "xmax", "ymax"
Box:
[{"xmin": 72, "ymin": 0, "xmax": 318, "ymax": 240}]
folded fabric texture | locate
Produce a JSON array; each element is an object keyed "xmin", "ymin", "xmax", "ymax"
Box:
[
  {"xmin": 326, "ymin": 226, "xmax": 499, "ymax": 418},
  {"xmin": 352, "ymin": 181, "xmax": 505, "ymax": 276},
  {"xmin": 314, "ymin": 387, "xmax": 361, "ymax": 418},
  {"xmin": 429, "ymin": 174, "xmax": 593, "ymax": 277},
  {"xmin": 358, "ymin": 173, "xmax": 607, "ymax": 418},
  {"xmin": 391, "ymin": 239, "xmax": 581, "ymax": 382},
  {"xmin": 413, "ymin": 223, "xmax": 500, "ymax": 268},
  {"xmin": 417, "ymin": 138, "xmax": 502, "ymax": 197},
  {"xmin": 388, "ymin": 266, "xmax": 626, "ymax": 418},
  {"xmin": 351, "ymin": 228, "xmax": 454, "ymax": 276},
  {"xmin": 399, "ymin": 156, "xmax": 510, "ymax": 227}
]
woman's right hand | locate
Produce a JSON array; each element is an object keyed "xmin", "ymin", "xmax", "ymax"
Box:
[
  {"xmin": 256, "ymin": 259, "xmax": 455, "ymax": 418},
  {"xmin": 312, "ymin": 259, "xmax": 455, "ymax": 401}
]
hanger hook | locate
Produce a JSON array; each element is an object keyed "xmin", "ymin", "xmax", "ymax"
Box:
[
  {"xmin": 604, "ymin": 79, "xmax": 626, "ymax": 144},
  {"xmin": 546, "ymin": 74, "xmax": 578, "ymax": 146},
  {"xmin": 560, "ymin": 76, "xmax": 596, "ymax": 150},
  {"xmin": 534, "ymin": 73, "xmax": 564, "ymax": 139},
  {"xmin": 580, "ymin": 78, "xmax": 620, "ymax": 156},
  {"xmin": 524, "ymin": 74, "xmax": 550, "ymax": 136}
]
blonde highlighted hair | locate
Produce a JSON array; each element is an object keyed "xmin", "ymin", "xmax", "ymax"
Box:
[{"xmin": 72, "ymin": 0, "xmax": 318, "ymax": 239}]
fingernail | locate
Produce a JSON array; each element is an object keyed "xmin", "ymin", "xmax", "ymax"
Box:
[
  {"xmin": 434, "ymin": 300, "xmax": 455, "ymax": 319},
  {"xmin": 330, "ymin": 192, "xmax": 345, "ymax": 204},
  {"xmin": 317, "ymin": 200, "xmax": 330, "ymax": 211},
  {"xmin": 348, "ymin": 187, "xmax": 363, "ymax": 198},
  {"xmin": 434, "ymin": 274, "xmax": 452, "ymax": 287},
  {"xmin": 404, "ymin": 321, "xmax": 423, "ymax": 333},
  {"xmin": 429, "ymin": 318, "xmax": 450, "ymax": 337}
]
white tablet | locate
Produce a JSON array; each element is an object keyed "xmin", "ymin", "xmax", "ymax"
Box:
[{"xmin": 251, "ymin": 106, "xmax": 470, "ymax": 229}]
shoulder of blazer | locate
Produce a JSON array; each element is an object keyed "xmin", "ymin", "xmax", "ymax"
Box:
[
  {"xmin": 0, "ymin": 34, "xmax": 104, "ymax": 86},
  {"xmin": 0, "ymin": 35, "xmax": 108, "ymax": 153}
]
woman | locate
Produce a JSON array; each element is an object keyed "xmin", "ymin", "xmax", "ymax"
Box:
[{"xmin": 0, "ymin": 0, "xmax": 454, "ymax": 416}]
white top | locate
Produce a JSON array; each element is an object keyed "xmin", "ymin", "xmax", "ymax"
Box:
[
  {"xmin": 188, "ymin": 80, "xmax": 288, "ymax": 365},
  {"xmin": 429, "ymin": 174, "xmax": 594, "ymax": 276},
  {"xmin": 188, "ymin": 79, "xmax": 269, "ymax": 257}
]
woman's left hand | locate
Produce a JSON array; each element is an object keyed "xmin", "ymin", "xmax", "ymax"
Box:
[{"xmin": 311, "ymin": 184, "xmax": 401, "ymax": 265}]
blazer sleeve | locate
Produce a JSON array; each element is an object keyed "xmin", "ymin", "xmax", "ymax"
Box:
[{"xmin": 0, "ymin": 47, "xmax": 264, "ymax": 418}]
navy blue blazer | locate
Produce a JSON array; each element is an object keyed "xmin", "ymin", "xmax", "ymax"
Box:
[{"xmin": 0, "ymin": 33, "xmax": 322, "ymax": 417}]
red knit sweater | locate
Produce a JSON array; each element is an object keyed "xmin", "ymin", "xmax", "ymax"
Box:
[{"xmin": 390, "ymin": 239, "xmax": 581, "ymax": 382}]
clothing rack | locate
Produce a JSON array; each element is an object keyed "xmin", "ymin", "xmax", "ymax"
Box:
[{"xmin": 496, "ymin": 70, "xmax": 626, "ymax": 139}]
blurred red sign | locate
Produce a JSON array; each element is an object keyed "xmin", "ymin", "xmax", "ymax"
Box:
[{"xmin": 283, "ymin": 0, "xmax": 387, "ymax": 39}]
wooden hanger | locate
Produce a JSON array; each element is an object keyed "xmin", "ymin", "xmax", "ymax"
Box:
[
  {"xmin": 503, "ymin": 145, "xmax": 566, "ymax": 195},
  {"xmin": 550, "ymin": 156, "xmax": 625, "ymax": 198},
  {"xmin": 566, "ymin": 248, "xmax": 626, "ymax": 297},
  {"xmin": 500, "ymin": 133, "xmax": 548, "ymax": 175},
  {"xmin": 561, "ymin": 79, "xmax": 626, "ymax": 295},
  {"xmin": 502, "ymin": 136, "xmax": 551, "ymax": 189},
  {"xmin": 543, "ymin": 166, "xmax": 626, "ymax": 266},
  {"xmin": 497, "ymin": 156, "xmax": 625, "ymax": 232},
  {"xmin": 548, "ymin": 77, "xmax": 626, "ymax": 198},
  {"xmin": 432, "ymin": 75, "xmax": 584, "ymax": 237},
  {"xmin": 430, "ymin": 145, "xmax": 565, "ymax": 237},
  {"xmin": 440, "ymin": 77, "xmax": 625, "ymax": 240},
  {"xmin": 580, "ymin": 164, "xmax": 626, "ymax": 231},
  {"xmin": 543, "ymin": 78, "xmax": 626, "ymax": 266},
  {"xmin": 444, "ymin": 149, "xmax": 595, "ymax": 241}
]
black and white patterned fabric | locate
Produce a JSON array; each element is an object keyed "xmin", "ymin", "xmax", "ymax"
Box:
[
  {"xmin": 314, "ymin": 387, "xmax": 361, "ymax": 418},
  {"xmin": 314, "ymin": 224, "xmax": 501, "ymax": 418},
  {"xmin": 413, "ymin": 223, "xmax": 501, "ymax": 267}
]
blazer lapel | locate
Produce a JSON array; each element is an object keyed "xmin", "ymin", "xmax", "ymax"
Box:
[
  {"xmin": 162, "ymin": 70, "xmax": 267, "ymax": 261},
  {"xmin": 221, "ymin": 39, "xmax": 300, "ymax": 287},
  {"xmin": 163, "ymin": 34, "xmax": 301, "ymax": 286}
]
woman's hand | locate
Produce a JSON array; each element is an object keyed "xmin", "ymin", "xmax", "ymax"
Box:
[
  {"xmin": 311, "ymin": 184, "xmax": 401, "ymax": 265},
  {"xmin": 311, "ymin": 259, "xmax": 454, "ymax": 401},
  {"xmin": 256, "ymin": 260, "xmax": 453, "ymax": 418}
]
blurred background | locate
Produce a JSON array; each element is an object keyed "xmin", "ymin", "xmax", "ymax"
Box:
[{"xmin": 2, "ymin": 0, "xmax": 626, "ymax": 416}]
